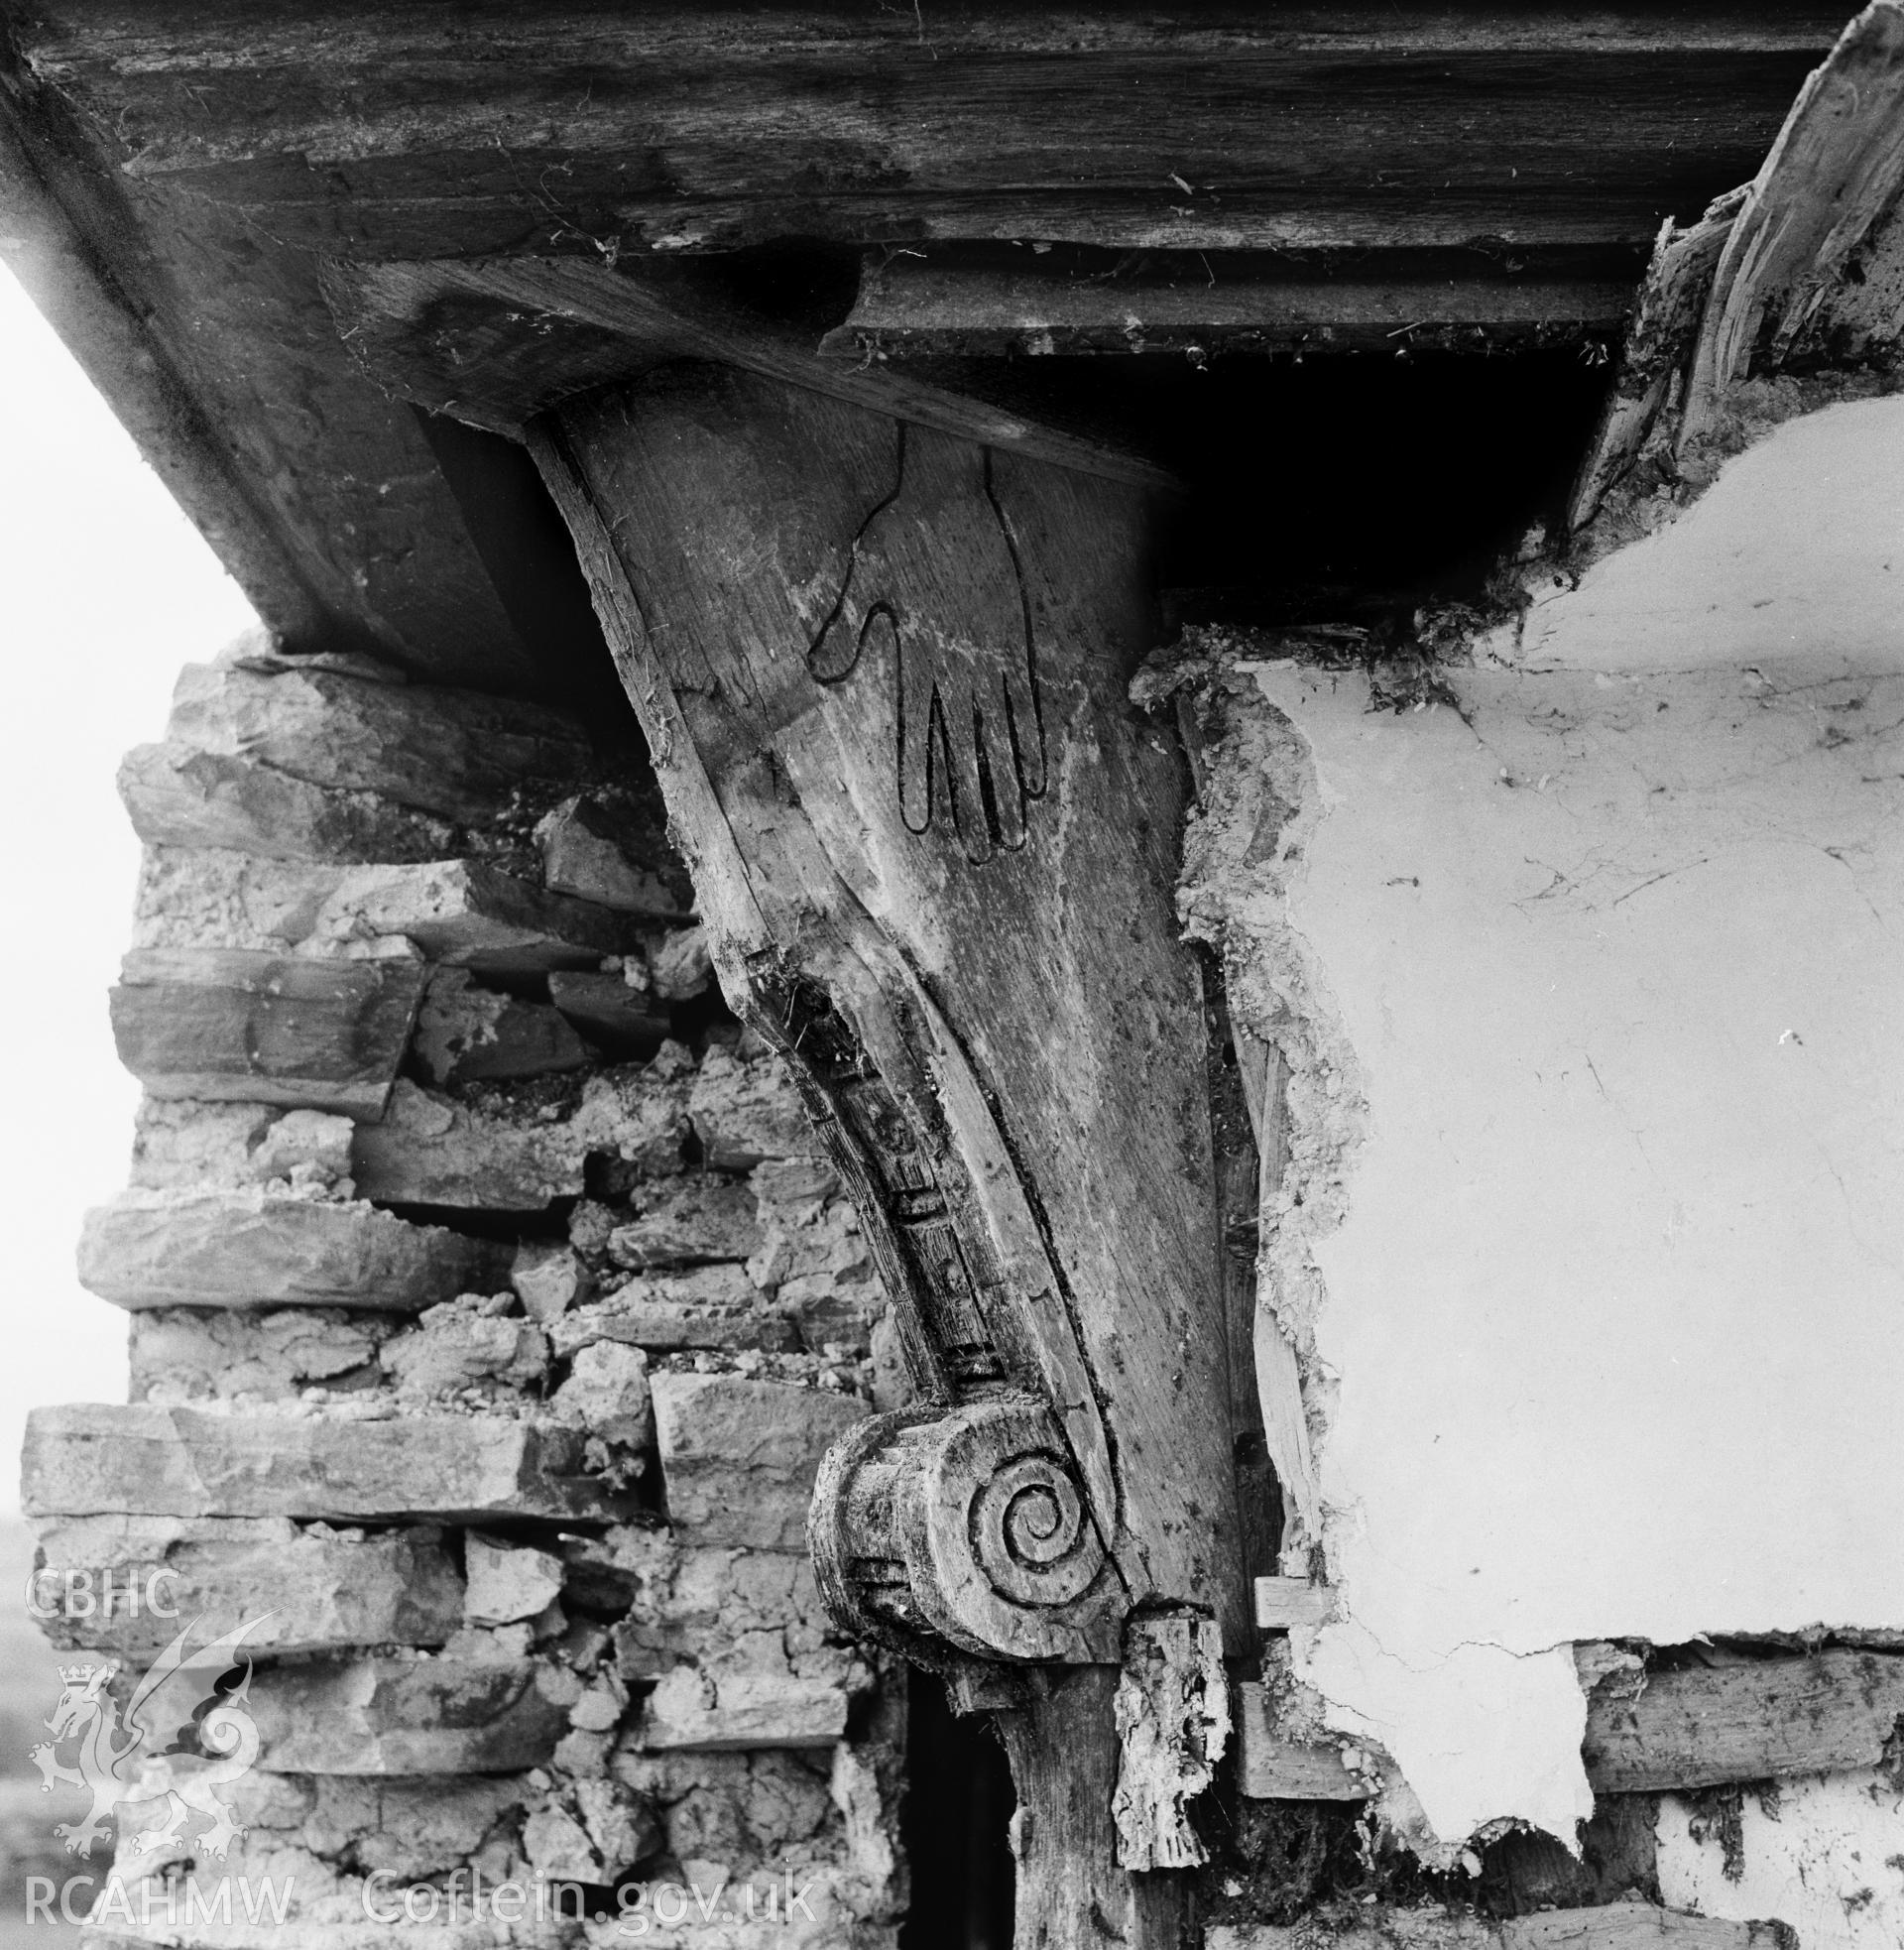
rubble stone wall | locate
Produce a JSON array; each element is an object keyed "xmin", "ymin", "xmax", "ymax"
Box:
[{"xmin": 23, "ymin": 632, "xmax": 906, "ymax": 1948}]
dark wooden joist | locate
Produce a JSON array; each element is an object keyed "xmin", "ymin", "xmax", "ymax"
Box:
[
  {"xmin": 8, "ymin": 5, "xmax": 1846, "ymax": 259},
  {"xmin": 825, "ymin": 244, "xmax": 1642, "ymax": 362},
  {"xmin": 321, "ymin": 254, "xmax": 1174, "ymax": 484},
  {"xmin": 0, "ymin": 13, "xmax": 613, "ymax": 692}
]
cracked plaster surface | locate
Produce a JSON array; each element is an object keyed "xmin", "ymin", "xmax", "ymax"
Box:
[{"xmin": 1226, "ymin": 400, "xmax": 1904, "ymax": 1857}]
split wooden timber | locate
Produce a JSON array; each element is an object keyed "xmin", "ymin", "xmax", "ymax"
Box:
[{"xmin": 1570, "ymin": 0, "xmax": 1904, "ymax": 527}]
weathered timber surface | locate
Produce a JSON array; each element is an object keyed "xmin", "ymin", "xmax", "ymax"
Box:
[
  {"xmin": 998, "ymin": 1667, "xmax": 1187, "ymax": 1950},
  {"xmin": 110, "ymin": 947, "xmax": 423, "ymax": 1117},
  {"xmin": 1209, "ymin": 1905, "xmax": 1788, "ymax": 1948},
  {"xmin": 1685, "ymin": 0, "xmax": 1904, "ymax": 432},
  {"xmin": 1570, "ymin": 3, "xmax": 1904, "ymax": 528},
  {"xmin": 324, "ymin": 256, "xmax": 1172, "ymax": 488},
  {"xmin": 13, "ymin": 7, "xmax": 1844, "ymax": 257},
  {"xmin": 1583, "ymin": 1648, "xmax": 1904, "ymax": 1792},
  {"xmin": 1233, "ymin": 1680, "xmax": 1369, "ymax": 1800},
  {"xmin": 536, "ymin": 361, "xmax": 1250, "ymax": 1653},
  {"xmin": 249, "ymin": 1656, "xmax": 577, "ymax": 1773},
  {"xmin": 1239, "ymin": 1651, "xmax": 1904, "ymax": 1800},
  {"xmin": 0, "ymin": 45, "xmax": 558, "ymax": 685},
  {"xmin": 827, "ymin": 244, "xmax": 1639, "ymax": 362},
  {"xmin": 21, "ymin": 1404, "xmax": 617, "ymax": 1523},
  {"xmin": 76, "ymin": 1189, "xmax": 509, "ymax": 1311}
]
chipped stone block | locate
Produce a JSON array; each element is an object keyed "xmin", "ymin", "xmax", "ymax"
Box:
[
  {"xmin": 22, "ymin": 1404, "xmax": 616, "ymax": 1523},
  {"xmin": 548, "ymin": 970, "xmax": 672, "ymax": 1052},
  {"xmin": 250, "ymin": 1655, "xmax": 580, "ymax": 1773},
  {"xmin": 575, "ymin": 1776, "xmax": 662, "ymax": 1878},
  {"xmin": 610, "ymin": 1748, "xmax": 839, "ymax": 1876},
  {"xmin": 111, "ymin": 947, "xmax": 423, "ymax": 1118},
  {"xmin": 129, "ymin": 1099, "xmax": 276, "ymax": 1191},
  {"xmin": 566, "ymin": 1061, "xmax": 698, "ymax": 1177},
  {"xmin": 299, "ymin": 1774, "xmax": 530, "ymax": 1880},
  {"xmin": 650, "ymin": 924, "xmax": 713, "ymax": 1001},
  {"xmin": 118, "ymin": 737, "xmax": 458, "ymax": 864},
  {"xmin": 129, "ymin": 1308, "xmax": 387, "ymax": 1402},
  {"xmin": 30, "ymin": 1515, "xmax": 463, "ymax": 1656},
  {"xmin": 76, "ymin": 1189, "xmax": 510, "ymax": 1310},
  {"xmin": 638, "ymin": 1665, "xmax": 848, "ymax": 1752},
  {"xmin": 381, "ymin": 1294, "xmax": 549, "ymax": 1396},
  {"xmin": 650, "ymin": 1375, "xmax": 869, "ymax": 1548},
  {"xmin": 465, "ymin": 1534, "xmax": 566, "ymax": 1626},
  {"xmin": 351, "ymin": 1079, "xmax": 585, "ymax": 1210},
  {"xmin": 609, "ymin": 1179, "xmax": 761, "ymax": 1270},
  {"xmin": 134, "ymin": 848, "xmax": 642, "ymax": 975},
  {"xmin": 536, "ymin": 792, "xmax": 685, "ymax": 916},
  {"xmin": 524, "ymin": 1803, "xmax": 603, "ymax": 1883},
  {"xmin": 601, "ymin": 1532, "xmax": 848, "ymax": 1687},
  {"xmin": 161, "ymin": 653, "xmax": 595, "ymax": 827},
  {"xmin": 550, "ymin": 1266, "xmax": 798, "ymax": 1357},
  {"xmin": 513, "ymin": 1242, "xmax": 594, "ymax": 1322},
  {"xmin": 412, "ymin": 966, "xmax": 591, "ymax": 1085},
  {"xmin": 248, "ymin": 1110, "xmax": 356, "ymax": 1189},
  {"xmin": 550, "ymin": 1342, "xmax": 653, "ymax": 1446},
  {"xmin": 688, "ymin": 1047, "xmax": 820, "ymax": 1169},
  {"xmin": 313, "ymin": 861, "xmax": 641, "ymax": 974}
]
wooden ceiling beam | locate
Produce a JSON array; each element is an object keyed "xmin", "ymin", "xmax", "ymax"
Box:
[{"xmin": 12, "ymin": 4, "xmax": 1848, "ymax": 259}]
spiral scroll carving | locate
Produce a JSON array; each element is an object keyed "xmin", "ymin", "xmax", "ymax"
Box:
[{"xmin": 810, "ymin": 1396, "xmax": 1123, "ymax": 1664}]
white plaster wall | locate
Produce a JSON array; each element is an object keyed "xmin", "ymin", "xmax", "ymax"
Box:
[
  {"xmin": 1657, "ymin": 1773, "xmax": 1904, "ymax": 1947},
  {"xmin": 1241, "ymin": 399, "xmax": 1904, "ymax": 1889}
]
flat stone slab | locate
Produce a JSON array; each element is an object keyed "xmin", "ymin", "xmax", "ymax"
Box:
[
  {"xmin": 111, "ymin": 947, "xmax": 423, "ymax": 1118},
  {"xmin": 118, "ymin": 738, "xmax": 459, "ymax": 864},
  {"xmin": 134, "ymin": 848, "xmax": 644, "ymax": 977},
  {"xmin": 22, "ymin": 1404, "xmax": 618, "ymax": 1523},
  {"xmin": 636, "ymin": 1665, "xmax": 847, "ymax": 1752},
  {"xmin": 162, "ymin": 654, "xmax": 595, "ymax": 828},
  {"xmin": 77, "ymin": 1190, "xmax": 510, "ymax": 1310},
  {"xmin": 29, "ymin": 1514, "xmax": 464, "ymax": 1656},
  {"xmin": 649, "ymin": 1373, "xmax": 868, "ymax": 1549},
  {"xmin": 249, "ymin": 1655, "xmax": 580, "ymax": 1773}
]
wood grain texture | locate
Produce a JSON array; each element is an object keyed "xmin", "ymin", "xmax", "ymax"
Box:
[
  {"xmin": 11, "ymin": 5, "xmax": 1844, "ymax": 256},
  {"xmin": 1685, "ymin": 0, "xmax": 1904, "ymax": 434},
  {"xmin": 1583, "ymin": 1648, "xmax": 1904, "ymax": 1793},
  {"xmin": 1211, "ymin": 1907, "xmax": 1789, "ymax": 1948},
  {"xmin": 998, "ymin": 1666, "xmax": 1188, "ymax": 1950},
  {"xmin": 828, "ymin": 245, "xmax": 1639, "ymax": 361},
  {"xmin": 536, "ymin": 362, "xmax": 1249, "ymax": 1646},
  {"xmin": 322, "ymin": 254, "xmax": 1173, "ymax": 485},
  {"xmin": 1, "ymin": 21, "xmax": 601, "ymax": 687}
]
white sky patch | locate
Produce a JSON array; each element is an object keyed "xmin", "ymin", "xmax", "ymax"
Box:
[{"xmin": 0, "ymin": 263, "xmax": 257, "ymax": 1511}]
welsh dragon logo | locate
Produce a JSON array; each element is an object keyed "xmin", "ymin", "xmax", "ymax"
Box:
[{"xmin": 30, "ymin": 1616, "xmax": 270, "ymax": 1860}]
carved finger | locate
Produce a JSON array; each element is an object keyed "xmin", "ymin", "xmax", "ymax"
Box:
[
  {"xmin": 1003, "ymin": 661, "xmax": 1046, "ymax": 805},
  {"xmin": 946, "ymin": 683, "xmax": 997, "ymax": 865},
  {"xmin": 807, "ymin": 559, "xmax": 868, "ymax": 683},
  {"xmin": 896, "ymin": 615, "xmax": 944, "ymax": 838},
  {"xmin": 976, "ymin": 676, "xmax": 1027, "ymax": 851}
]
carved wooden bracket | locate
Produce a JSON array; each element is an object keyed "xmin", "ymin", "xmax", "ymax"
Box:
[
  {"xmin": 528, "ymin": 361, "xmax": 1254, "ymax": 1690},
  {"xmin": 811, "ymin": 1395, "xmax": 1123, "ymax": 1665}
]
